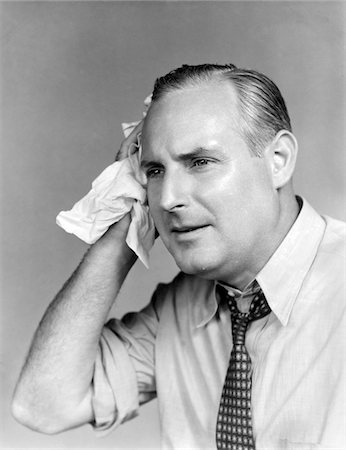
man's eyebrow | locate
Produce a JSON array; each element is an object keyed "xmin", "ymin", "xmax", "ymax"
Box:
[
  {"xmin": 177, "ymin": 147, "xmax": 218, "ymax": 161},
  {"xmin": 141, "ymin": 147, "xmax": 219, "ymax": 169},
  {"xmin": 140, "ymin": 159, "xmax": 162, "ymax": 170}
]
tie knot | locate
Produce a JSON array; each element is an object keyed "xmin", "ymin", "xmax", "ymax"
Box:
[
  {"xmin": 247, "ymin": 290, "xmax": 271, "ymax": 322},
  {"xmin": 228, "ymin": 291, "xmax": 270, "ymax": 321},
  {"xmin": 217, "ymin": 284, "xmax": 271, "ymax": 327},
  {"xmin": 229, "ymin": 289, "xmax": 271, "ymax": 346}
]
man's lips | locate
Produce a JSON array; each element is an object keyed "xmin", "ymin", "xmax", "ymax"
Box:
[{"xmin": 171, "ymin": 225, "xmax": 209, "ymax": 233}]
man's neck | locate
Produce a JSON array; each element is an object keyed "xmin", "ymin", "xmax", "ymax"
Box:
[{"xmin": 219, "ymin": 193, "xmax": 301, "ymax": 291}]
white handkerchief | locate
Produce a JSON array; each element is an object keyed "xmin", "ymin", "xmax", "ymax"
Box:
[{"xmin": 56, "ymin": 120, "xmax": 155, "ymax": 268}]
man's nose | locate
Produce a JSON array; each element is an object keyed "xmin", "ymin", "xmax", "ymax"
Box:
[{"xmin": 159, "ymin": 170, "xmax": 189, "ymax": 212}]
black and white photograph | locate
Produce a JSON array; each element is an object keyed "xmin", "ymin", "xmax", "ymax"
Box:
[{"xmin": 1, "ymin": 1, "xmax": 345, "ymax": 449}]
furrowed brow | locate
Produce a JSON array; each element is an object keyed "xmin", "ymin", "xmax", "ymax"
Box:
[
  {"xmin": 178, "ymin": 147, "xmax": 217, "ymax": 162},
  {"xmin": 140, "ymin": 147, "xmax": 219, "ymax": 169},
  {"xmin": 140, "ymin": 159, "xmax": 163, "ymax": 170}
]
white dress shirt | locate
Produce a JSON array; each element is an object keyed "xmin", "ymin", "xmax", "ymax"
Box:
[{"xmin": 91, "ymin": 198, "xmax": 346, "ymax": 449}]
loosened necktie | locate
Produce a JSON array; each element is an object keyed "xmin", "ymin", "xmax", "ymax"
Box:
[{"xmin": 216, "ymin": 285, "xmax": 271, "ymax": 450}]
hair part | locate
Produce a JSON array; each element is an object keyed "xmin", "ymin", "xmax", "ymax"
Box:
[{"xmin": 151, "ymin": 64, "xmax": 292, "ymax": 156}]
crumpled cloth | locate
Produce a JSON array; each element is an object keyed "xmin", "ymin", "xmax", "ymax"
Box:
[{"xmin": 56, "ymin": 97, "xmax": 155, "ymax": 268}]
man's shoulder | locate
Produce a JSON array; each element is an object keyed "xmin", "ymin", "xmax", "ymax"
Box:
[
  {"xmin": 309, "ymin": 214, "xmax": 346, "ymax": 296},
  {"xmin": 320, "ymin": 214, "xmax": 346, "ymax": 258},
  {"xmin": 323, "ymin": 214, "xmax": 346, "ymax": 233}
]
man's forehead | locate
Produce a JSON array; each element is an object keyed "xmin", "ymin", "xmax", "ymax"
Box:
[
  {"xmin": 142, "ymin": 80, "xmax": 240, "ymax": 139},
  {"xmin": 140, "ymin": 83, "xmax": 246, "ymax": 164}
]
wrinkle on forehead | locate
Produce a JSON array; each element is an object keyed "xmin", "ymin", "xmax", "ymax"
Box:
[{"xmin": 141, "ymin": 79, "xmax": 242, "ymax": 157}]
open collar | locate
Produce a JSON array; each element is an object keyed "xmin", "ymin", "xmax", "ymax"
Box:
[
  {"xmin": 256, "ymin": 197, "xmax": 326, "ymax": 326},
  {"xmin": 195, "ymin": 197, "xmax": 326, "ymax": 328}
]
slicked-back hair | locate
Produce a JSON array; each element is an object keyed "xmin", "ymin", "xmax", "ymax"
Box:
[{"xmin": 151, "ymin": 64, "xmax": 292, "ymax": 156}]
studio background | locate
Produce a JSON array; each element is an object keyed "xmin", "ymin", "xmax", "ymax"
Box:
[{"xmin": 1, "ymin": 1, "xmax": 345, "ymax": 448}]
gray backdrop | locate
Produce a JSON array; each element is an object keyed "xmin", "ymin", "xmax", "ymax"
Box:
[{"xmin": 1, "ymin": 1, "xmax": 345, "ymax": 448}]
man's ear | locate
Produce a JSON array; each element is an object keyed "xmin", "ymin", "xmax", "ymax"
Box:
[{"xmin": 267, "ymin": 130, "xmax": 298, "ymax": 189}]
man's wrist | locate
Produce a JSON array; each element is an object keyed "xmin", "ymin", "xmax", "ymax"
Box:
[{"xmin": 87, "ymin": 219, "xmax": 137, "ymax": 268}]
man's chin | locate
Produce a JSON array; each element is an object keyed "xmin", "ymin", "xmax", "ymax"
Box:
[{"xmin": 173, "ymin": 255, "xmax": 221, "ymax": 280}]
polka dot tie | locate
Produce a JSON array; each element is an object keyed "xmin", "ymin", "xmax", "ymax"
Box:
[{"xmin": 216, "ymin": 285, "xmax": 271, "ymax": 450}]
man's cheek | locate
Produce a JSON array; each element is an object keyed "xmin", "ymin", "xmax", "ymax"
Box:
[
  {"xmin": 146, "ymin": 187, "xmax": 156, "ymax": 210},
  {"xmin": 147, "ymin": 205, "xmax": 163, "ymax": 238},
  {"xmin": 147, "ymin": 191, "xmax": 161, "ymax": 219}
]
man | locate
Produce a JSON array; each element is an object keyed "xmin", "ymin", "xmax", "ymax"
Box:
[{"xmin": 12, "ymin": 64, "xmax": 346, "ymax": 449}]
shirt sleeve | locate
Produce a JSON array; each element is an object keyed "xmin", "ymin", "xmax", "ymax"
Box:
[{"xmin": 90, "ymin": 287, "xmax": 163, "ymax": 435}]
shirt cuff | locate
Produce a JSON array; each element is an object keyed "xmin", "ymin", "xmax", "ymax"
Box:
[{"xmin": 91, "ymin": 325, "xmax": 139, "ymax": 435}]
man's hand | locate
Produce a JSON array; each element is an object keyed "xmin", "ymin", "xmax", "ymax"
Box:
[
  {"xmin": 114, "ymin": 119, "xmax": 160, "ymax": 241},
  {"xmin": 116, "ymin": 120, "xmax": 144, "ymax": 161}
]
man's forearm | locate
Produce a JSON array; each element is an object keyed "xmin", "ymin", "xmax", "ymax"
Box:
[{"xmin": 12, "ymin": 217, "xmax": 137, "ymax": 433}]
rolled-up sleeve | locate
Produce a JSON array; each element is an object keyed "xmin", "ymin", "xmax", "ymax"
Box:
[{"xmin": 90, "ymin": 288, "xmax": 163, "ymax": 435}]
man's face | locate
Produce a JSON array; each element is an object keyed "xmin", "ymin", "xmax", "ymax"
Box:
[{"xmin": 141, "ymin": 81, "xmax": 280, "ymax": 287}]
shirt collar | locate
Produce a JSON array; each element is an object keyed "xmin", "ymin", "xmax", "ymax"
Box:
[
  {"xmin": 256, "ymin": 197, "xmax": 326, "ymax": 326},
  {"xmin": 195, "ymin": 281, "xmax": 219, "ymax": 328},
  {"xmin": 195, "ymin": 197, "xmax": 326, "ymax": 328},
  {"xmin": 195, "ymin": 279, "xmax": 260, "ymax": 328}
]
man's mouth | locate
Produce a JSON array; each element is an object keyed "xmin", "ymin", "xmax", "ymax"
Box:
[{"xmin": 171, "ymin": 225, "xmax": 209, "ymax": 234}]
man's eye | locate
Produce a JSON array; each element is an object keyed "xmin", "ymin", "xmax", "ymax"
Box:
[
  {"xmin": 193, "ymin": 159, "xmax": 210, "ymax": 167},
  {"xmin": 146, "ymin": 168, "xmax": 163, "ymax": 178}
]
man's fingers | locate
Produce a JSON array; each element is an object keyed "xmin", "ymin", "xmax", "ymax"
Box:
[{"xmin": 116, "ymin": 120, "xmax": 144, "ymax": 161}]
